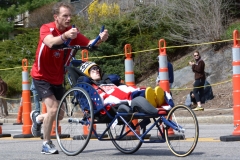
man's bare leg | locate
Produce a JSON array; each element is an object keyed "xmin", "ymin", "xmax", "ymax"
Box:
[
  {"xmin": 42, "ymin": 95, "xmax": 59, "ymax": 141},
  {"xmin": 32, "ymin": 95, "xmax": 59, "ymax": 154},
  {"xmin": 31, "ymin": 95, "xmax": 64, "ymax": 154}
]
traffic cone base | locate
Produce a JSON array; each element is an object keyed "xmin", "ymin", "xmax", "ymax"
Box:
[
  {"xmin": 0, "ymin": 126, "xmax": 11, "ymax": 138},
  {"xmin": 220, "ymin": 135, "xmax": 240, "ymax": 141},
  {"xmin": 13, "ymin": 134, "xmax": 33, "ymax": 138}
]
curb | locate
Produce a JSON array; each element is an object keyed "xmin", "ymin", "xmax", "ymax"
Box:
[
  {"xmin": 0, "ymin": 113, "xmax": 18, "ymax": 124},
  {"xmin": 0, "ymin": 115, "xmax": 234, "ymax": 124},
  {"xmin": 0, "ymin": 119, "xmax": 17, "ymax": 124},
  {"xmin": 196, "ymin": 115, "xmax": 233, "ymax": 124}
]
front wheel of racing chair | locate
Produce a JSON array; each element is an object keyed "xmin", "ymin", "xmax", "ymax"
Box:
[
  {"xmin": 164, "ymin": 104, "xmax": 199, "ymax": 157},
  {"xmin": 107, "ymin": 96, "xmax": 157, "ymax": 154},
  {"xmin": 55, "ymin": 87, "xmax": 94, "ymax": 156}
]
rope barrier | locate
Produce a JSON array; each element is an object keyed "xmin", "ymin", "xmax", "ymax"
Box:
[
  {"xmin": 0, "ymin": 38, "xmax": 233, "ymax": 100},
  {"xmin": 89, "ymin": 38, "xmax": 233, "ymax": 59},
  {"xmin": 0, "ymin": 96, "xmax": 21, "ymax": 101},
  {"xmin": 1, "ymin": 79, "xmax": 232, "ymax": 101},
  {"xmin": 0, "ymin": 38, "xmax": 234, "ymax": 68},
  {"xmin": 170, "ymin": 79, "xmax": 232, "ymax": 91},
  {"xmin": 0, "ymin": 95, "xmax": 37, "ymax": 101},
  {"xmin": 165, "ymin": 39, "xmax": 233, "ymax": 49},
  {"xmin": 0, "ymin": 66, "xmax": 32, "ymax": 71},
  {"xmin": 0, "ymin": 66, "xmax": 22, "ymax": 71}
]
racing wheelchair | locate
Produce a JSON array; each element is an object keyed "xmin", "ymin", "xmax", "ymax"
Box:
[{"xmin": 54, "ymin": 27, "xmax": 199, "ymax": 157}]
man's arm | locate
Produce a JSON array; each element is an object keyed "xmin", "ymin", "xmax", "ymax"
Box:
[
  {"xmin": 88, "ymin": 29, "xmax": 109, "ymax": 46},
  {"xmin": 43, "ymin": 28, "xmax": 78, "ymax": 48},
  {"xmin": 43, "ymin": 34, "xmax": 66, "ymax": 48},
  {"xmin": 43, "ymin": 28, "xmax": 109, "ymax": 48}
]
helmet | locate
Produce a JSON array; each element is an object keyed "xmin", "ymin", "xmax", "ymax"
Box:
[{"xmin": 79, "ymin": 61, "xmax": 99, "ymax": 77}]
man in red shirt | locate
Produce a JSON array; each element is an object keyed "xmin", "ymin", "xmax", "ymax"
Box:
[{"xmin": 30, "ymin": 2, "xmax": 109, "ymax": 154}]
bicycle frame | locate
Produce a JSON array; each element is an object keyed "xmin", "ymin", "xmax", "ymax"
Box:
[{"xmin": 89, "ymin": 112, "xmax": 183, "ymax": 144}]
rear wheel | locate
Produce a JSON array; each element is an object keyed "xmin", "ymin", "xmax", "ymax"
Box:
[
  {"xmin": 165, "ymin": 105, "xmax": 199, "ymax": 157},
  {"xmin": 55, "ymin": 87, "xmax": 94, "ymax": 156}
]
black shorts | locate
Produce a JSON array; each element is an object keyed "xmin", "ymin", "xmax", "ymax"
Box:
[{"xmin": 32, "ymin": 78, "xmax": 65, "ymax": 101}]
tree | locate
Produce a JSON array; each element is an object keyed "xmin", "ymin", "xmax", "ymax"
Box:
[
  {"xmin": 160, "ymin": 0, "xmax": 233, "ymax": 44},
  {"xmin": 0, "ymin": 28, "xmax": 39, "ymax": 96},
  {"xmin": 88, "ymin": 0, "xmax": 120, "ymax": 23},
  {"xmin": 28, "ymin": 2, "xmax": 57, "ymax": 28},
  {"xmin": 0, "ymin": 0, "xmax": 58, "ymax": 39}
]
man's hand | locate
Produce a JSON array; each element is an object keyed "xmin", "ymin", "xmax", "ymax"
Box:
[
  {"xmin": 99, "ymin": 29, "xmax": 109, "ymax": 42},
  {"xmin": 90, "ymin": 29, "xmax": 109, "ymax": 46},
  {"xmin": 64, "ymin": 28, "xmax": 78, "ymax": 39}
]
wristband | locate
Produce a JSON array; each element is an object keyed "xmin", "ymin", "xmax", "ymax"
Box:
[{"xmin": 60, "ymin": 34, "xmax": 65, "ymax": 42}]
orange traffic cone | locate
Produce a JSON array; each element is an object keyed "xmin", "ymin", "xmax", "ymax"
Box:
[
  {"xmin": 13, "ymin": 59, "xmax": 33, "ymax": 138},
  {"xmin": 13, "ymin": 98, "xmax": 23, "ymax": 125},
  {"xmin": 220, "ymin": 30, "xmax": 240, "ymax": 141},
  {"xmin": 82, "ymin": 123, "xmax": 98, "ymax": 139},
  {"xmin": 125, "ymin": 119, "xmax": 140, "ymax": 139},
  {"xmin": 124, "ymin": 44, "xmax": 143, "ymax": 139},
  {"xmin": 150, "ymin": 39, "xmax": 175, "ymax": 140}
]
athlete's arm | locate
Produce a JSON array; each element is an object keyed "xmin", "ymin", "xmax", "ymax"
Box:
[
  {"xmin": 88, "ymin": 29, "xmax": 109, "ymax": 46},
  {"xmin": 43, "ymin": 28, "xmax": 78, "ymax": 48}
]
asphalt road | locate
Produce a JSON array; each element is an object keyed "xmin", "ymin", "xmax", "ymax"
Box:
[{"xmin": 0, "ymin": 123, "xmax": 240, "ymax": 160}]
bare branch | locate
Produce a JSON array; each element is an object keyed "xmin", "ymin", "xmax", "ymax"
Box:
[{"xmin": 161, "ymin": 0, "xmax": 233, "ymax": 44}]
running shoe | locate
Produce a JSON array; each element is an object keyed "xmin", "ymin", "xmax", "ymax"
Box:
[
  {"xmin": 193, "ymin": 106, "xmax": 204, "ymax": 111},
  {"xmin": 30, "ymin": 110, "xmax": 42, "ymax": 137},
  {"xmin": 41, "ymin": 140, "xmax": 59, "ymax": 154}
]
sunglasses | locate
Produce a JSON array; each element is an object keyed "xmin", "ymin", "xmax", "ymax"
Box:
[
  {"xmin": 194, "ymin": 55, "xmax": 199, "ymax": 57},
  {"xmin": 90, "ymin": 66, "xmax": 100, "ymax": 71}
]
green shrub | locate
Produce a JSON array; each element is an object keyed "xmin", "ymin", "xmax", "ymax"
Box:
[
  {"xmin": 224, "ymin": 21, "xmax": 240, "ymax": 39},
  {"xmin": 0, "ymin": 28, "xmax": 39, "ymax": 97}
]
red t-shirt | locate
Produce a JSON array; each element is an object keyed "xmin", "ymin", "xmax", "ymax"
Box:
[{"xmin": 31, "ymin": 22, "xmax": 90, "ymax": 85}]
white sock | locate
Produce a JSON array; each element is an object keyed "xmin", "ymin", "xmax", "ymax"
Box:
[
  {"xmin": 36, "ymin": 115, "xmax": 42, "ymax": 124},
  {"xmin": 43, "ymin": 141, "xmax": 48, "ymax": 145}
]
